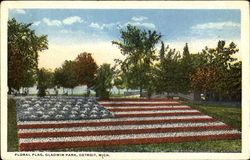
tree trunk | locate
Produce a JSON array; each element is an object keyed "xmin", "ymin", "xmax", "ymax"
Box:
[
  {"xmin": 95, "ymin": 89, "xmax": 99, "ymax": 97},
  {"xmin": 86, "ymin": 86, "xmax": 90, "ymax": 97},
  {"xmin": 71, "ymin": 88, "xmax": 73, "ymax": 95},
  {"xmin": 147, "ymin": 91, "xmax": 152, "ymax": 99},
  {"xmin": 166, "ymin": 92, "xmax": 170, "ymax": 99},
  {"xmin": 204, "ymin": 91, "xmax": 209, "ymax": 101},
  {"xmin": 139, "ymin": 87, "xmax": 143, "ymax": 98},
  {"xmin": 8, "ymin": 87, "xmax": 12, "ymax": 95},
  {"xmin": 193, "ymin": 90, "xmax": 201, "ymax": 101},
  {"xmin": 26, "ymin": 88, "xmax": 29, "ymax": 95}
]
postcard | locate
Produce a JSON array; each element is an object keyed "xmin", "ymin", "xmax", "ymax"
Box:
[{"xmin": 1, "ymin": 1, "xmax": 249, "ymax": 160}]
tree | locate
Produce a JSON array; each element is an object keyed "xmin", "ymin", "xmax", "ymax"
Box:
[
  {"xmin": 8, "ymin": 18, "xmax": 48, "ymax": 94},
  {"xmin": 182, "ymin": 43, "xmax": 190, "ymax": 58},
  {"xmin": 179, "ymin": 43, "xmax": 193, "ymax": 93},
  {"xmin": 94, "ymin": 63, "xmax": 115, "ymax": 99},
  {"xmin": 189, "ymin": 40, "xmax": 241, "ymax": 101},
  {"xmin": 55, "ymin": 60, "xmax": 78, "ymax": 94},
  {"xmin": 112, "ymin": 24, "xmax": 162, "ymax": 97},
  {"xmin": 190, "ymin": 64, "xmax": 220, "ymax": 95},
  {"xmin": 21, "ymin": 69, "xmax": 37, "ymax": 95},
  {"xmin": 159, "ymin": 41, "xmax": 166, "ymax": 62},
  {"xmin": 54, "ymin": 67, "xmax": 64, "ymax": 89},
  {"xmin": 75, "ymin": 52, "xmax": 98, "ymax": 95},
  {"xmin": 37, "ymin": 68, "xmax": 54, "ymax": 97},
  {"xmin": 113, "ymin": 69, "xmax": 126, "ymax": 95},
  {"xmin": 155, "ymin": 46, "xmax": 182, "ymax": 96},
  {"xmin": 225, "ymin": 61, "xmax": 241, "ymax": 101}
]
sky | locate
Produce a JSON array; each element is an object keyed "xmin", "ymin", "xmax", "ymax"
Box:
[{"xmin": 9, "ymin": 9, "xmax": 241, "ymax": 70}]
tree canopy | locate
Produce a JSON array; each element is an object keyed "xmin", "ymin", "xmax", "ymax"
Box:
[
  {"xmin": 37, "ymin": 68, "xmax": 54, "ymax": 97},
  {"xmin": 155, "ymin": 44, "xmax": 182, "ymax": 94},
  {"xmin": 94, "ymin": 63, "xmax": 115, "ymax": 99},
  {"xmin": 112, "ymin": 24, "xmax": 162, "ymax": 97},
  {"xmin": 8, "ymin": 18, "xmax": 48, "ymax": 93},
  {"xmin": 75, "ymin": 52, "xmax": 98, "ymax": 91},
  {"xmin": 190, "ymin": 41, "xmax": 241, "ymax": 101},
  {"xmin": 54, "ymin": 60, "xmax": 78, "ymax": 94}
]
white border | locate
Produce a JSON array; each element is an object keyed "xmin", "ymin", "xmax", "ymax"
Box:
[{"xmin": 1, "ymin": 1, "xmax": 249, "ymax": 160}]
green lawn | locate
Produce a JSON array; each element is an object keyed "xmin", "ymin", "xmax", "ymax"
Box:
[
  {"xmin": 7, "ymin": 98, "xmax": 241, "ymax": 152},
  {"xmin": 8, "ymin": 98, "xmax": 19, "ymax": 151},
  {"xmin": 180, "ymin": 100, "xmax": 241, "ymax": 131}
]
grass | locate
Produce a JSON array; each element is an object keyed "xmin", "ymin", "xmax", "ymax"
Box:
[
  {"xmin": 8, "ymin": 98, "xmax": 19, "ymax": 151},
  {"xmin": 180, "ymin": 100, "xmax": 242, "ymax": 131},
  {"xmin": 7, "ymin": 98, "xmax": 241, "ymax": 152}
]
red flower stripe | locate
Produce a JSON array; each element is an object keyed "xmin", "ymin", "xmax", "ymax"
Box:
[
  {"xmin": 114, "ymin": 112, "xmax": 203, "ymax": 118},
  {"xmin": 97, "ymin": 98, "xmax": 175, "ymax": 102},
  {"xmin": 102, "ymin": 103, "xmax": 182, "ymax": 106},
  {"xmin": 108, "ymin": 107, "xmax": 191, "ymax": 112},
  {"xmin": 18, "ymin": 125, "xmax": 233, "ymax": 138},
  {"xmin": 19, "ymin": 133, "xmax": 241, "ymax": 151},
  {"xmin": 17, "ymin": 118, "xmax": 216, "ymax": 129}
]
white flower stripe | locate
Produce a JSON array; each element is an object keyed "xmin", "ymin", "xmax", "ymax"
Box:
[
  {"xmin": 114, "ymin": 110, "xmax": 200, "ymax": 114},
  {"xmin": 18, "ymin": 122, "xmax": 226, "ymax": 133},
  {"xmin": 98, "ymin": 101, "xmax": 179, "ymax": 104},
  {"xmin": 19, "ymin": 130, "xmax": 240, "ymax": 143},
  {"xmin": 17, "ymin": 115, "xmax": 212, "ymax": 125},
  {"xmin": 104, "ymin": 105, "xmax": 190, "ymax": 109}
]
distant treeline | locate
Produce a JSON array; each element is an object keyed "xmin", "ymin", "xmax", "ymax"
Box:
[{"xmin": 8, "ymin": 19, "xmax": 241, "ymax": 101}]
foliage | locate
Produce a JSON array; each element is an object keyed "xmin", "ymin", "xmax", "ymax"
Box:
[
  {"xmin": 112, "ymin": 24, "xmax": 162, "ymax": 97},
  {"xmin": 182, "ymin": 43, "xmax": 190, "ymax": 58},
  {"xmin": 75, "ymin": 52, "xmax": 98, "ymax": 93},
  {"xmin": 94, "ymin": 63, "xmax": 115, "ymax": 99},
  {"xmin": 179, "ymin": 43, "xmax": 193, "ymax": 92},
  {"xmin": 159, "ymin": 41, "xmax": 165, "ymax": 62},
  {"xmin": 113, "ymin": 69, "xmax": 126, "ymax": 94},
  {"xmin": 54, "ymin": 60, "xmax": 78, "ymax": 94},
  {"xmin": 21, "ymin": 69, "xmax": 37, "ymax": 88},
  {"xmin": 190, "ymin": 65, "xmax": 220, "ymax": 93},
  {"xmin": 154, "ymin": 40, "xmax": 241, "ymax": 101},
  {"xmin": 8, "ymin": 18, "xmax": 48, "ymax": 93},
  {"xmin": 37, "ymin": 68, "xmax": 54, "ymax": 97},
  {"xmin": 157, "ymin": 43, "xmax": 201, "ymax": 94},
  {"xmin": 155, "ymin": 44, "xmax": 182, "ymax": 94},
  {"xmin": 224, "ymin": 61, "xmax": 241, "ymax": 100},
  {"xmin": 54, "ymin": 67, "xmax": 64, "ymax": 88},
  {"xmin": 190, "ymin": 41, "xmax": 241, "ymax": 101}
]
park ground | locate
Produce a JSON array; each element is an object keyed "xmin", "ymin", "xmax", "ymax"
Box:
[{"xmin": 8, "ymin": 97, "xmax": 241, "ymax": 152}]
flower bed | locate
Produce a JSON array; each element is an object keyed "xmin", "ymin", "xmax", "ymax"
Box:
[
  {"xmin": 16, "ymin": 96, "xmax": 114, "ymax": 121},
  {"xmin": 16, "ymin": 98, "xmax": 241, "ymax": 151}
]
